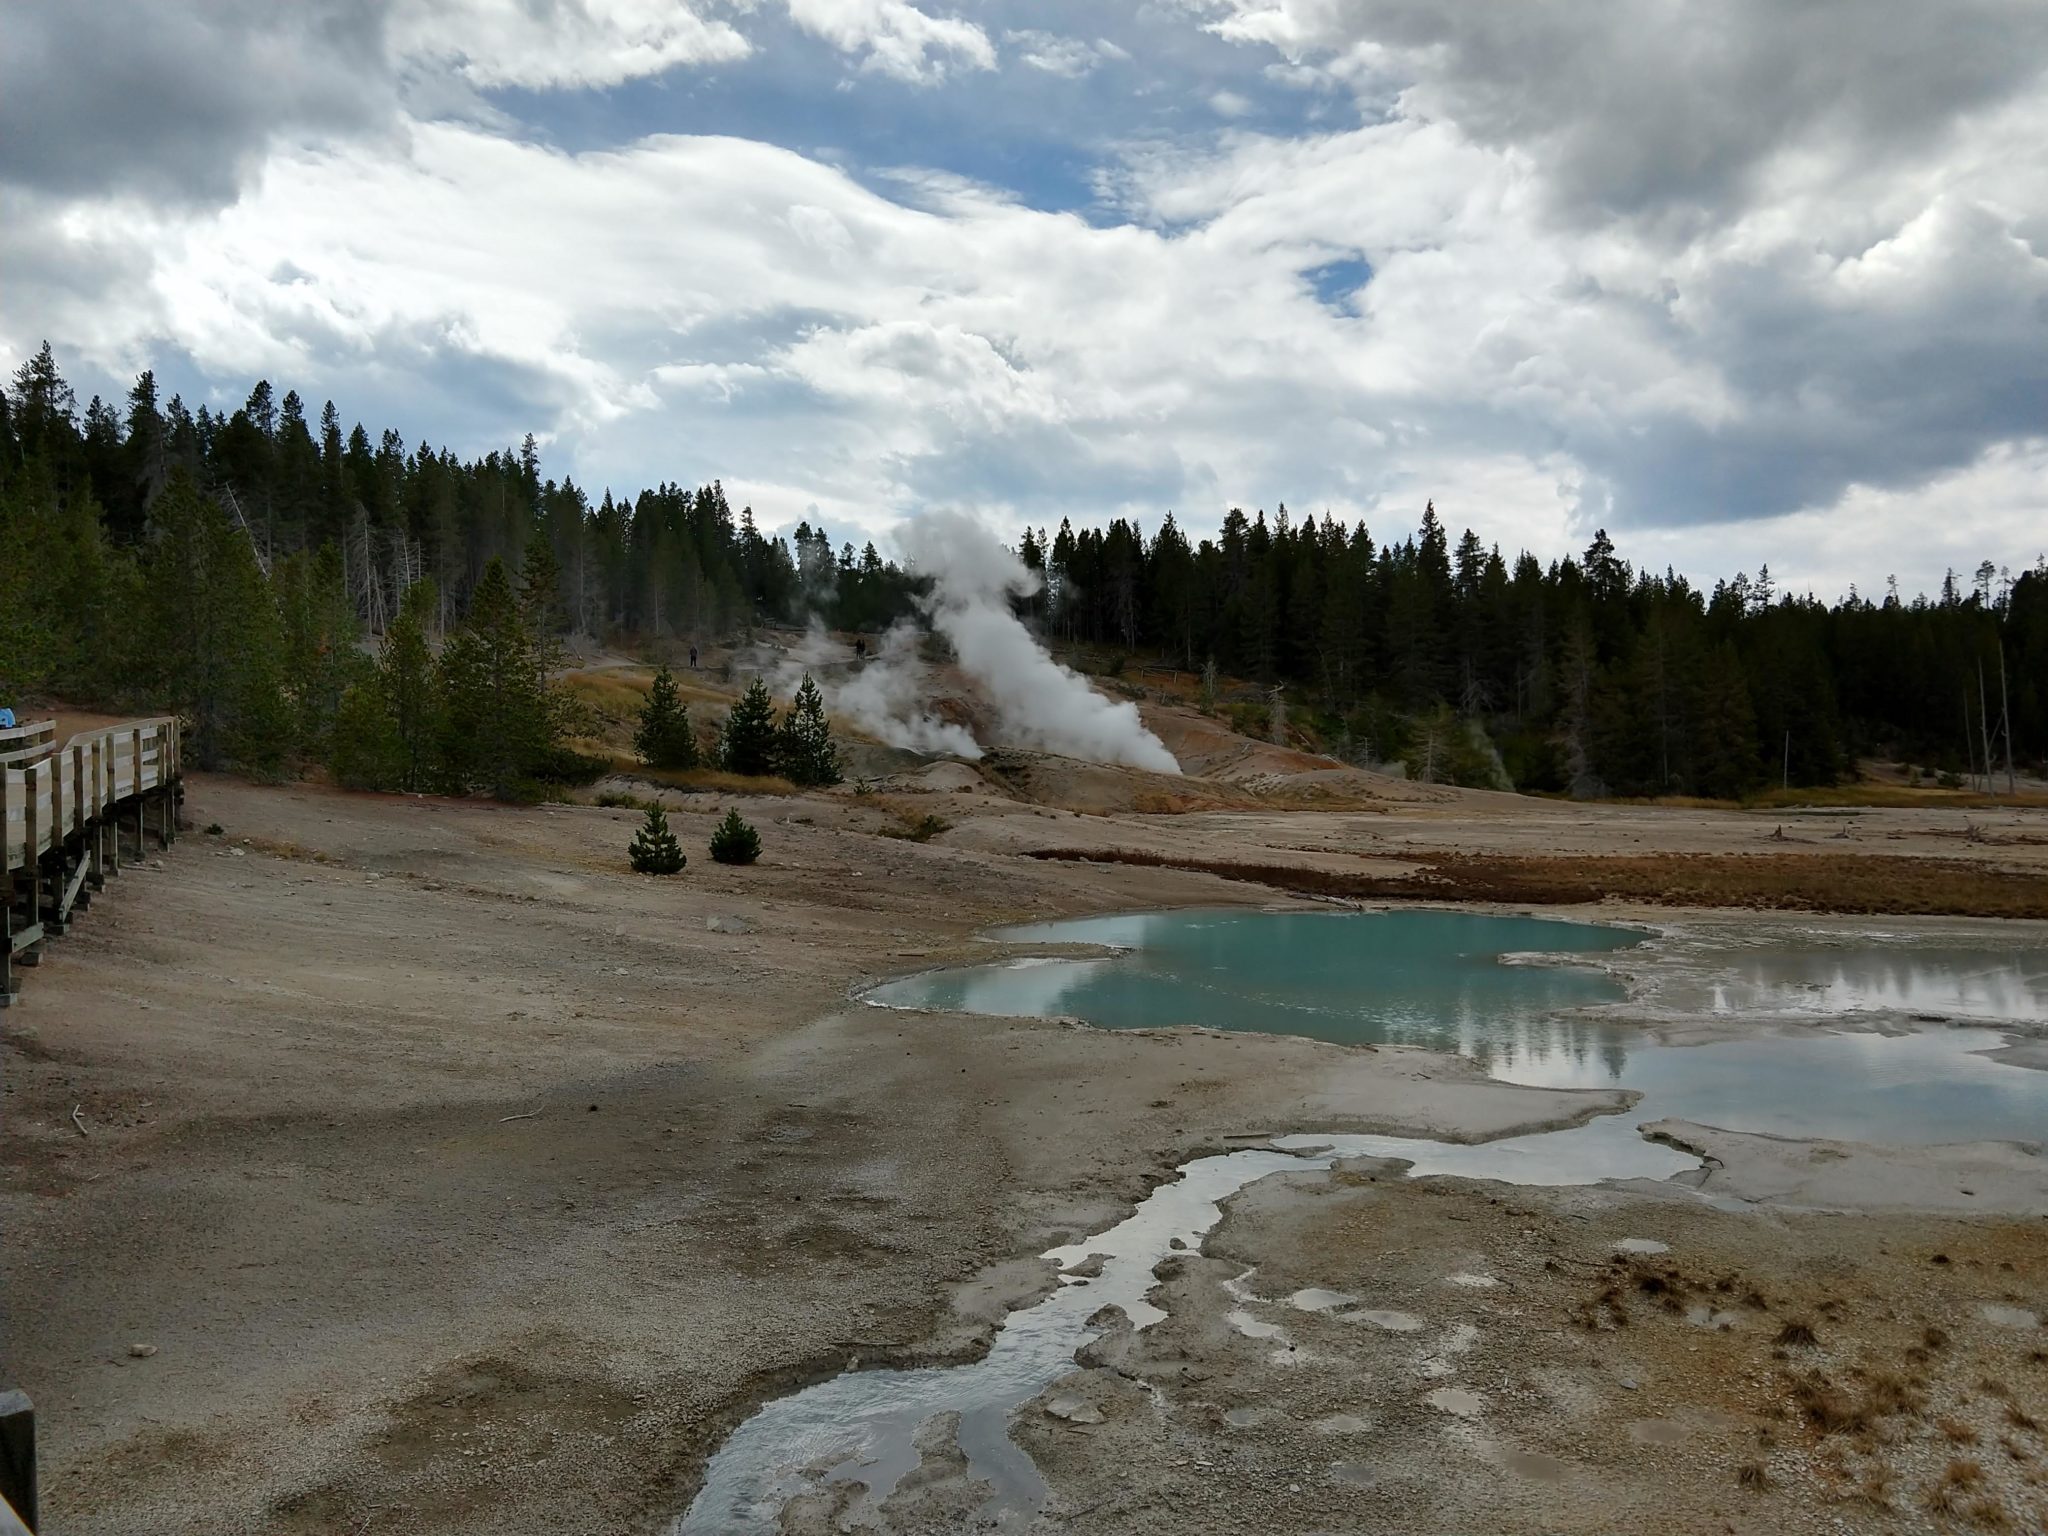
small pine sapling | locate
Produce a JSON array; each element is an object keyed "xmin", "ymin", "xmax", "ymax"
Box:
[
  {"xmin": 776, "ymin": 671, "xmax": 843, "ymax": 786},
  {"xmin": 635, "ymin": 664, "xmax": 698, "ymax": 769},
  {"xmin": 719, "ymin": 678, "xmax": 780, "ymax": 777},
  {"xmin": 628, "ymin": 802, "xmax": 686, "ymax": 875},
  {"xmin": 709, "ymin": 807, "xmax": 762, "ymax": 865}
]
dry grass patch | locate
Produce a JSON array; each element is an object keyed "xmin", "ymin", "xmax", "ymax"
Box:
[
  {"xmin": 1027, "ymin": 846, "xmax": 2048, "ymax": 918},
  {"xmin": 613, "ymin": 762, "xmax": 801, "ymax": 798}
]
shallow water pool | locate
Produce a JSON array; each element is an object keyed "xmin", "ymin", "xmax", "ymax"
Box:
[{"xmin": 867, "ymin": 909, "xmax": 2048, "ymax": 1144}]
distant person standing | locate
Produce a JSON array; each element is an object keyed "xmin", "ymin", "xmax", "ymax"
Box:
[
  {"xmin": 689, "ymin": 644, "xmax": 699, "ymax": 670},
  {"xmin": 854, "ymin": 637, "xmax": 867, "ymax": 662}
]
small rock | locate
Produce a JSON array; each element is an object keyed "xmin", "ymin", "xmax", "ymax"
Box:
[
  {"xmin": 128, "ymin": 1343, "xmax": 157, "ymax": 1359},
  {"xmin": 1044, "ymin": 1394, "xmax": 1103, "ymax": 1425}
]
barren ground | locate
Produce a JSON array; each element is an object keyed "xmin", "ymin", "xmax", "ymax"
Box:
[{"xmin": 4, "ymin": 759, "xmax": 2045, "ymax": 1533}]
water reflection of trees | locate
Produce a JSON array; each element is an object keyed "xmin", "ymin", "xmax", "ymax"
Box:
[
  {"xmin": 1371, "ymin": 995, "xmax": 1632, "ymax": 1083},
  {"xmin": 1707, "ymin": 952, "xmax": 2046, "ymax": 1021}
]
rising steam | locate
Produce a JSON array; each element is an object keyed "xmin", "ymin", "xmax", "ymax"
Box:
[
  {"xmin": 898, "ymin": 513, "xmax": 1181, "ymax": 773},
  {"xmin": 764, "ymin": 513, "xmax": 1180, "ymax": 773}
]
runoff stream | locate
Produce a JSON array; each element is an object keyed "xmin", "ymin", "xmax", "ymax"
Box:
[{"xmin": 676, "ymin": 909, "xmax": 2048, "ymax": 1532}]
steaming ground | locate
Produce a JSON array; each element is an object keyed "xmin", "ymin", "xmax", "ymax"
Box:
[{"xmin": 758, "ymin": 514, "xmax": 1179, "ymax": 773}]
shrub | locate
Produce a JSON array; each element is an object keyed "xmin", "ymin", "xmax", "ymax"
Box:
[
  {"xmin": 709, "ymin": 807, "xmax": 761, "ymax": 865},
  {"xmin": 628, "ymin": 803, "xmax": 686, "ymax": 875},
  {"xmin": 881, "ymin": 812, "xmax": 951, "ymax": 842}
]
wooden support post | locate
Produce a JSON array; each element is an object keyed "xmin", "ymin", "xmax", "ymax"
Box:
[{"xmin": 1, "ymin": 877, "xmax": 14, "ymax": 1008}]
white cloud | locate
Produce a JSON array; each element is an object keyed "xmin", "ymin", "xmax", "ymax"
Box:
[
  {"xmin": 785, "ymin": 0, "xmax": 995, "ymax": 83},
  {"xmin": 391, "ymin": 0, "xmax": 753, "ymax": 90},
  {"xmin": 7, "ymin": 2, "xmax": 2046, "ymax": 604},
  {"xmin": 1004, "ymin": 30, "xmax": 1128, "ymax": 80}
]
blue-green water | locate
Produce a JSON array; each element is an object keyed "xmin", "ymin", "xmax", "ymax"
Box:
[
  {"xmin": 867, "ymin": 909, "xmax": 2048, "ymax": 1145},
  {"xmin": 872, "ymin": 909, "xmax": 1640, "ymax": 1048}
]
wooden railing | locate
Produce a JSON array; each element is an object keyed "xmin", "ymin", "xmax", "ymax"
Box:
[
  {"xmin": 2, "ymin": 717, "xmax": 182, "ymax": 1008},
  {"xmin": 0, "ymin": 722, "xmax": 56, "ymax": 771}
]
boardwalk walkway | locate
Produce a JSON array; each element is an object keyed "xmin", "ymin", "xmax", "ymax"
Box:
[{"xmin": 1, "ymin": 716, "xmax": 182, "ymax": 1007}]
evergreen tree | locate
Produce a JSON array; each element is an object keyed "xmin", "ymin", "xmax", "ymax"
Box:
[
  {"xmin": 275, "ymin": 544, "xmax": 364, "ymax": 762},
  {"xmin": 329, "ymin": 681, "xmax": 406, "ymax": 790},
  {"xmin": 775, "ymin": 672, "xmax": 841, "ymax": 786},
  {"xmin": 634, "ymin": 664, "xmax": 699, "ymax": 769},
  {"xmin": 382, "ymin": 580, "xmax": 443, "ymax": 791},
  {"xmin": 519, "ymin": 535, "xmax": 566, "ymax": 645},
  {"xmin": 628, "ymin": 803, "xmax": 686, "ymax": 874},
  {"xmin": 439, "ymin": 557, "xmax": 550, "ymax": 797},
  {"xmin": 719, "ymin": 677, "xmax": 780, "ymax": 776},
  {"xmin": 709, "ymin": 807, "xmax": 761, "ymax": 865},
  {"xmin": 139, "ymin": 473, "xmax": 292, "ymax": 772}
]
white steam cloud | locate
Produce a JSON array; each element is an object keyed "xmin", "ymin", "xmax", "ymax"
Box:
[
  {"xmin": 897, "ymin": 513, "xmax": 1181, "ymax": 774},
  {"xmin": 772, "ymin": 619, "xmax": 983, "ymax": 757},
  {"xmin": 759, "ymin": 514, "xmax": 1181, "ymax": 774}
]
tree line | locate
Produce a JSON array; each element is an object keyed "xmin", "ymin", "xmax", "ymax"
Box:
[
  {"xmin": 3, "ymin": 341, "xmax": 2041, "ymax": 797},
  {"xmin": 1022, "ymin": 509, "xmax": 2044, "ymax": 795}
]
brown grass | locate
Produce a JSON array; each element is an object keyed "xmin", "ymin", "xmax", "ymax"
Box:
[
  {"xmin": 1026, "ymin": 847, "xmax": 2048, "ymax": 918},
  {"xmin": 1736, "ymin": 1461, "xmax": 1771, "ymax": 1490},
  {"xmin": 1963, "ymin": 1498, "xmax": 2012, "ymax": 1530},
  {"xmin": 612, "ymin": 762, "xmax": 802, "ymax": 798},
  {"xmin": 1776, "ymin": 1320, "xmax": 1819, "ymax": 1347},
  {"xmin": 1791, "ymin": 1374, "xmax": 1872, "ymax": 1436}
]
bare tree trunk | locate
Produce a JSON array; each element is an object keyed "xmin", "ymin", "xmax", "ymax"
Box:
[
  {"xmin": 1979, "ymin": 660, "xmax": 1995, "ymax": 797},
  {"xmin": 2000, "ymin": 643, "xmax": 2016, "ymax": 794}
]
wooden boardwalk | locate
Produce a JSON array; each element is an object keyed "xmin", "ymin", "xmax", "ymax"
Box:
[{"xmin": 1, "ymin": 716, "xmax": 182, "ymax": 1007}]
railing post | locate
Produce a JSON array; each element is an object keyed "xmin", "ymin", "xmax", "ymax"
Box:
[{"xmin": 88, "ymin": 741, "xmax": 105, "ymax": 891}]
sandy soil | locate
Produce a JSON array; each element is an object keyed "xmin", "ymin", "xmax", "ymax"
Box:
[{"xmin": 4, "ymin": 760, "xmax": 2045, "ymax": 1533}]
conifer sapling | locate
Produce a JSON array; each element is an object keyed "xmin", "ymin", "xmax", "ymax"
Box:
[
  {"xmin": 709, "ymin": 807, "xmax": 761, "ymax": 865},
  {"xmin": 776, "ymin": 672, "xmax": 842, "ymax": 786},
  {"xmin": 628, "ymin": 802, "xmax": 686, "ymax": 875},
  {"xmin": 719, "ymin": 678, "xmax": 780, "ymax": 777},
  {"xmin": 635, "ymin": 664, "xmax": 698, "ymax": 769}
]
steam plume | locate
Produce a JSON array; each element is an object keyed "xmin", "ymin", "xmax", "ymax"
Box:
[{"xmin": 898, "ymin": 513, "xmax": 1181, "ymax": 774}]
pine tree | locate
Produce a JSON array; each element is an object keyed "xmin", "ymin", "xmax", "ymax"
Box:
[
  {"xmin": 709, "ymin": 807, "xmax": 761, "ymax": 865},
  {"xmin": 383, "ymin": 579, "xmax": 442, "ymax": 791},
  {"xmin": 329, "ymin": 681, "xmax": 405, "ymax": 789},
  {"xmin": 635, "ymin": 664, "xmax": 698, "ymax": 769},
  {"xmin": 140, "ymin": 473, "xmax": 293, "ymax": 773},
  {"xmin": 275, "ymin": 544, "xmax": 365, "ymax": 762},
  {"xmin": 440, "ymin": 557, "xmax": 550, "ymax": 798},
  {"xmin": 719, "ymin": 677, "xmax": 780, "ymax": 777},
  {"xmin": 519, "ymin": 535, "xmax": 565, "ymax": 646},
  {"xmin": 775, "ymin": 672, "xmax": 841, "ymax": 786},
  {"xmin": 628, "ymin": 803, "xmax": 686, "ymax": 874}
]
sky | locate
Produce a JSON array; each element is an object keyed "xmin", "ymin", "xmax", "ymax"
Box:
[{"xmin": 4, "ymin": 0, "xmax": 2045, "ymax": 601}]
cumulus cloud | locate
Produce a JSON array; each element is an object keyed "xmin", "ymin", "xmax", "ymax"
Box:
[
  {"xmin": 785, "ymin": 0, "xmax": 995, "ymax": 83},
  {"xmin": 5, "ymin": 1, "xmax": 2046, "ymax": 602},
  {"xmin": 0, "ymin": 0, "xmax": 395, "ymax": 208},
  {"xmin": 1184, "ymin": 0, "xmax": 2048, "ymax": 228},
  {"xmin": 390, "ymin": 0, "xmax": 752, "ymax": 89}
]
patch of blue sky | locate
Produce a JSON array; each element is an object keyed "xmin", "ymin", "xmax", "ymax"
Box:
[
  {"xmin": 477, "ymin": 5, "xmax": 1342, "ymax": 223},
  {"xmin": 1303, "ymin": 256, "xmax": 1373, "ymax": 315}
]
